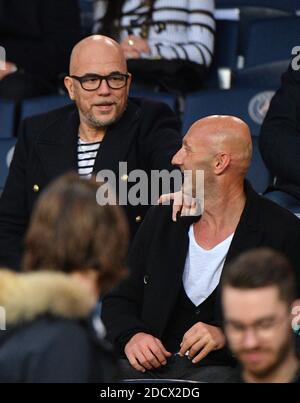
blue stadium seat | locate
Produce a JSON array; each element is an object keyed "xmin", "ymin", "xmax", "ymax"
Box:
[
  {"xmin": 215, "ymin": 0, "xmax": 300, "ymax": 13},
  {"xmin": 21, "ymin": 95, "xmax": 74, "ymax": 120},
  {"xmin": 0, "ymin": 99, "xmax": 15, "ymax": 138},
  {"xmin": 0, "ymin": 138, "xmax": 17, "ymax": 192},
  {"xmin": 129, "ymin": 90, "xmax": 177, "ymax": 111},
  {"xmin": 233, "ymin": 60, "xmax": 290, "ymax": 89},
  {"xmin": 243, "ymin": 16, "xmax": 300, "ymax": 68},
  {"xmin": 182, "ymin": 88, "xmax": 275, "ymax": 136},
  {"xmin": 247, "ymin": 136, "xmax": 272, "ymax": 194}
]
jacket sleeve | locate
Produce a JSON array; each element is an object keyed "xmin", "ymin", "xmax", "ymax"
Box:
[
  {"xmin": 101, "ymin": 208, "xmax": 157, "ymax": 355},
  {"xmin": 0, "ymin": 123, "xmax": 31, "ymax": 270},
  {"xmin": 259, "ymin": 66, "xmax": 300, "ymax": 187},
  {"xmin": 147, "ymin": 0, "xmax": 215, "ymax": 67}
]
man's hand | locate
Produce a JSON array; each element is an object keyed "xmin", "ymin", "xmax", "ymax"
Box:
[
  {"xmin": 125, "ymin": 332, "xmax": 172, "ymax": 372},
  {"xmin": 0, "ymin": 62, "xmax": 17, "ymax": 80},
  {"xmin": 158, "ymin": 190, "xmax": 201, "ymax": 222},
  {"xmin": 121, "ymin": 35, "xmax": 150, "ymax": 59},
  {"xmin": 179, "ymin": 323, "xmax": 225, "ymax": 364}
]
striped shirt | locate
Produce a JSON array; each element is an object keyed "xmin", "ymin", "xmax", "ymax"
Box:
[
  {"xmin": 94, "ymin": 0, "xmax": 215, "ymax": 67},
  {"xmin": 78, "ymin": 138, "xmax": 101, "ymax": 179}
]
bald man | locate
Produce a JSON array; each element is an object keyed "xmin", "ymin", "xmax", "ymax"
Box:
[
  {"xmin": 0, "ymin": 35, "xmax": 181, "ymax": 269},
  {"xmin": 102, "ymin": 116, "xmax": 300, "ymax": 382}
]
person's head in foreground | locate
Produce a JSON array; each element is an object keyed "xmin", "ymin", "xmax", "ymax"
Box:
[
  {"xmin": 222, "ymin": 248, "xmax": 300, "ymax": 383},
  {"xmin": 0, "ymin": 173, "xmax": 128, "ymax": 383}
]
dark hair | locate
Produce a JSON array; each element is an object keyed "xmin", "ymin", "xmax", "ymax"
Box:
[
  {"xmin": 222, "ymin": 248, "xmax": 296, "ymax": 305},
  {"xmin": 22, "ymin": 173, "xmax": 129, "ymax": 294}
]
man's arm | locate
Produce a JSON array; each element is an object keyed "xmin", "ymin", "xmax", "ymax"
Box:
[
  {"xmin": 0, "ymin": 123, "xmax": 31, "ymax": 269},
  {"xmin": 259, "ymin": 66, "xmax": 300, "ymax": 186}
]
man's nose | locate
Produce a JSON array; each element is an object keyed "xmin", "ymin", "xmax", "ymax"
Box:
[
  {"xmin": 172, "ymin": 148, "xmax": 184, "ymax": 166},
  {"xmin": 242, "ymin": 328, "xmax": 260, "ymax": 349},
  {"xmin": 96, "ymin": 79, "xmax": 111, "ymax": 95}
]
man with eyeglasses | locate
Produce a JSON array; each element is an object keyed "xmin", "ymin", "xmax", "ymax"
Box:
[
  {"xmin": 222, "ymin": 248, "xmax": 300, "ymax": 383},
  {"xmin": 0, "ymin": 35, "xmax": 181, "ymax": 270}
]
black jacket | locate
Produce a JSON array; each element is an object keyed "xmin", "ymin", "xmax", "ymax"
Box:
[
  {"xmin": 260, "ymin": 65, "xmax": 300, "ymax": 200},
  {"xmin": 0, "ymin": 98, "xmax": 181, "ymax": 270},
  {"xmin": 102, "ymin": 182, "xmax": 300, "ymax": 355},
  {"xmin": 0, "ymin": 270, "xmax": 119, "ymax": 383},
  {"xmin": 0, "ymin": 0, "xmax": 82, "ymax": 83}
]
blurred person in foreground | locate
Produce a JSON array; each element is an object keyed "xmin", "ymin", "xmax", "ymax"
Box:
[
  {"xmin": 0, "ymin": 173, "xmax": 128, "ymax": 383},
  {"xmin": 222, "ymin": 248, "xmax": 300, "ymax": 383}
]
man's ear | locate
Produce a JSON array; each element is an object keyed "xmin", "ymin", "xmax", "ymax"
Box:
[
  {"xmin": 64, "ymin": 76, "xmax": 75, "ymax": 101},
  {"xmin": 215, "ymin": 153, "xmax": 231, "ymax": 175}
]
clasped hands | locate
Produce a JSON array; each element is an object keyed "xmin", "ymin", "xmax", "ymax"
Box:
[{"xmin": 125, "ymin": 323, "xmax": 225, "ymax": 372}]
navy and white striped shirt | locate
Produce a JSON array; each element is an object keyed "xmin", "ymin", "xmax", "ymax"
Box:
[
  {"xmin": 94, "ymin": 0, "xmax": 215, "ymax": 67},
  {"xmin": 77, "ymin": 138, "xmax": 101, "ymax": 179}
]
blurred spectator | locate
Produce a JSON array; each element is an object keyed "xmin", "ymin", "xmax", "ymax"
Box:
[
  {"xmin": 260, "ymin": 65, "xmax": 300, "ymax": 212},
  {"xmin": 94, "ymin": 0, "xmax": 215, "ymax": 93},
  {"xmin": 0, "ymin": 0, "xmax": 82, "ymax": 102},
  {"xmin": 222, "ymin": 248, "xmax": 300, "ymax": 383},
  {"xmin": 0, "ymin": 173, "xmax": 128, "ymax": 383}
]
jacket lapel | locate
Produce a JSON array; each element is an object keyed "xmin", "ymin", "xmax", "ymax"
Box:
[
  {"xmin": 35, "ymin": 106, "xmax": 79, "ymax": 181},
  {"xmin": 93, "ymin": 100, "xmax": 140, "ymax": 175}
]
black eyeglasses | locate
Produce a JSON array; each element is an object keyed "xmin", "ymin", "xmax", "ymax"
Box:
[{"xmin": 70, "ymin": 73, "xmax": 129, "ymax": 91}]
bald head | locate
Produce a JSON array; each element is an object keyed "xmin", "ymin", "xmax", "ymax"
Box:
[
  {"xmin": 69, "ymin": 35, "xmax": 127, "ymax": 75},
  {"xmin": 187, "ymin": 115, "xmax": 253, "ymax": 175}
]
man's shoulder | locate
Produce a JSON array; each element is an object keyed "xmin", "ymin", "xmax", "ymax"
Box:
[
  {"xmin": 21, "ymin": 103, "xmax": 77, "ymax": 132},
  {"xmin": 254, "ymin": 191, "xmax": 300, "ymax": 230},
  {"xmin": 128, "ymin": 96, "xmax": 175, "ymax": 118}
]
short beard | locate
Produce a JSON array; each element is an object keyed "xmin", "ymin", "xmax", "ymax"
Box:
[
  {"xmin": 84, "ymin": 101, "xmax": 128, "ymax": 130},
  {"xmin": 242, "ymin": 339, "xmax": 292, "ymax": 380}
]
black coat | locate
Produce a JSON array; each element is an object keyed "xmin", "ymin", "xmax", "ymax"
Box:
[
  {"xmin": 0, "ymin": 315, "xmax": 119, "ymax": 383},
  {"xmin": 0, "ymin": 98, "xmax": 181, "ymax": 270},
  {"xmin": 102, "ymin": 182, "xmax": 300, "ymax": 355},
  {"xmin": 0, "ymin": 270, "xmax": 119, "ymax": 383},
  {"xmin": 0, "ymin": 0, "xmax": 82, "ymax": 83},
  {"xmin": 260, "ymin": 66, "xmax": 300, "ymax": 200}
]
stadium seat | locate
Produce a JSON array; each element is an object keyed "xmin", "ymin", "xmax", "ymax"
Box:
[
  {"xmin": 243, "ymin": 16, "xmax": 300, "ymax": 68},
  {"xmin": 0, "ymin": 99, "xmax": 15, "ymax": 138},
  {"xmin": 129, "ymin": 90, "xmax": 177, "ymax": 111},
  {"xmin": 21, "ymin": 95, "xmax": 73, "ymax": 120},
  {"xmin": 233, "ymin": 60, "xmax": 290, "ymax": 89},
  {"xmin": 0, "ymin": 138, "xmax": 17, "ymax": 193},
  {"xmin": 247, "ymin": 136, "xmax": 272, "ymax": 194},
  {"xmin": 182, "ymin": 88, "xmax": 275, "ymax": 136}
]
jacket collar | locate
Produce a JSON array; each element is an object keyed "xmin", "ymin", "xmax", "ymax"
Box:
[{"xmin": 35, "ymin": 100, "xmax": 140, "ymax": 181}]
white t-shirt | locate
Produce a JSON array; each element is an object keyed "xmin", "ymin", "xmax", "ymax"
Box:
[{"xmin": 183, "ymin": 225, "xmax": 234, "ymax": 306}]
